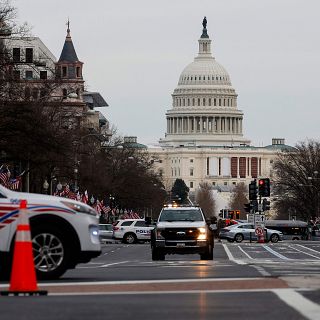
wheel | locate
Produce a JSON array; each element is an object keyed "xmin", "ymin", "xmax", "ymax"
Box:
[
  {"xmin": 31, "ymin": 224, "xmax": 71, "ymax": 280},
  {"xmin": 200, "ymin": 243, "xmax": 213, "ymax": 260},
  {"xmin": 270, "ymin": 234, "xmax": 279, "ymax": 243},
  {"xmin": 152, "ymin": 247, "xmax": 165, "ymax": 261},
  {"xmin": 234, "ymin": 233, "xmax": 244, "ymax": 243},
  {"xmin": 123, "ymin": 233, "xmax": 137, "ymax": 244}
]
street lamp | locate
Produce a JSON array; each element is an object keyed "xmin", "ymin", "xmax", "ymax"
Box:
[{"xmin": 43, "ymin": 180, "xmax": 49, "ymax": 194}]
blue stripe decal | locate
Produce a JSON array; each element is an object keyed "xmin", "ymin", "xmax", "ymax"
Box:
[
  {"xmin": 0, "ymin": 205, "xmax": 75, "ymax": 223},
  {"xmin": 0, "ymin": 209, "xmax": 20, "ymax": 223}
]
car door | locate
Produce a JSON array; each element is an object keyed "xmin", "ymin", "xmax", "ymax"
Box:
[
  {"xmin": 134, "ymin": 220, "xmax": 152, "ymax": 240},
  {"xmin": 240, "ymin": 224, "xmax": 256, "ymax": 240}
]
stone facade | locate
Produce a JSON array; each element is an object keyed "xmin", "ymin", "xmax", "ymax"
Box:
[{"xmin": 148, "ymin": 19, "xmax": 288, "ymax": 193}]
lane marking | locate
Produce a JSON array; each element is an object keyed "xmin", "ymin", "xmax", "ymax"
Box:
[
  {"xmin": 238, "ymin": 246, "xmax": 253, "ymax": 259},
  {"xmin": 288, "ymin": 245, "xmax": 320, "ymax": 260},
  {"xmin": 46, "ymin": 288, "xmax": 314, "ymax": 297},
  {"xmin": 222, "ymin": 243, "xmax": 247, "ymax": 265},
  {"xmin": 0, "ymin": 277, "xmax": 266, "ymax": 288},
  {"xmin": 263, "ymin": 245, "xmax": 291, "ymax": 260},
  {"xmin": 295, "ymin": 244, "xmax": 320, "ymax": 255},
  {"xmin": 273, "ymin": 289, "xmax": 320, "ymax": 320},
  {"xmin": 251, "ymin": 265, "xmax": 271, "ymax": 277},
  {"xmin": 100, "ymin": 261, "xmax": 129, "ymax": 268}
]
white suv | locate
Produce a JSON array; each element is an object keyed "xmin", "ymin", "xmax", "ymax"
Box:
[
  {"xmin": 0, "ymin": 185, "xmax": 101, "ymax": 280},
  {"xmin": 151, "ymin": 205, "xmax": 214, "ymax": 260},
  {"xmin": 113, "ymin": 219, "xmax": 154, "ymax": 244}
]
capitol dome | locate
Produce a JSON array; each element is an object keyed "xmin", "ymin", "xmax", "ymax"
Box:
[
  {"xmin": 160, "ymin": 17, "xmax": 250, "ymax": 147},
  {"xmin": 178, "ymin": 58, "xmax": 232, "ymax": 87}
]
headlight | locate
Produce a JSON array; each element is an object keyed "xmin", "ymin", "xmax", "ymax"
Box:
[
  {"xmin": 197, "ymin": 227, "xmax": 207, "ymax": 240},
  {"xmin": 156, "ymin": 229, "xmax": 165, "ymax": 239},
  {"xmin": 61, "ymin": 201, "xmax": 97, "ymax": 216}
]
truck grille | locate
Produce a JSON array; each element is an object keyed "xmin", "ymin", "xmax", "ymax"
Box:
[{"xmin": 161, "ymin": 228, "xmax": 200, "ymax": 240}]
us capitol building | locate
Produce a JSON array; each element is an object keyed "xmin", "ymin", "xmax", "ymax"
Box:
[{"xmin": 147, "ymin": 18, "xmax": 290, "ymax": 192}]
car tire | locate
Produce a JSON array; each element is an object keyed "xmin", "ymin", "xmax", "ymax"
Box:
[
  {"xmin": 270, "ymin": 234, "xmax": 279, "ymax": 243},
  {"xmin": 152, "ymin": 247, "xmax": 165, "ymax": 261},
  {"xmin": 123, "ymin": 232, "xmax": 137, "ymax": 244},
  {"xmin": 200, "ymin": 243, "xmax": 213, "ymax": 260},
  {"xmin": 234, "ymin": 233, "xmax": 244, "ymax": 243},
  {"xmin": 31, "ymin": 224, "xmax": 71, "ymax": 280}
]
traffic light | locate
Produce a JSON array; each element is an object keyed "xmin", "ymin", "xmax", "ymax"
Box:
[
  {"xmin": 258, "ymin": 178, "xmax": 270, "ymax": 197},
  {"xmin": 219, "ymin": 209, "xmax": 223, "ymax": 218},
  {"xmin": 235, "ymin": 210, "xmax": 240, "ymax": 219},
  {"xmin": 262, "ymin": 198, "xmax": 270, "ymax": 211},
  {"xmin": 249, "ymin": 180, "xmax": 258, "ymax": 200},
  {"xmin": 244, "ymin": 203, "xmax": 251, "ymax": 213},
  {"xmin": 228, "ymin": 210, "xmax": 234, "ymax": 219}
]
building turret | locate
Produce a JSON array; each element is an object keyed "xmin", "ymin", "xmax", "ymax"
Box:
[{"xmin": 56, "ymin": 21, "xmax": 83, "ymax": 81}]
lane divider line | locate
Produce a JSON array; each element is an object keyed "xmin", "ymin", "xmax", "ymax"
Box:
[
  {"xmin": 263, "ymin": 245, "xmax": 291, "ymax": 260},
  {"xmin": 100, "ymin": 261, "xmax": 129, "ymax": 268},
  {"xmin": 238, "ymin": 246, "xmax": 253, "ymax": 259},
  {"xmin": 288, "ymin": 245, "xmax": 320, "ymax": 260},
  {"xmin": 273, "ymin": 289, "xmax": 320, "ymax": 320},
  {"xmin": 222, "ymin": 243, "xmax": 247, "ymax": 265}
]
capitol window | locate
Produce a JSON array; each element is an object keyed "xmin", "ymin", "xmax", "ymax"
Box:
[{"xmin": 190, "ymin": 182, "xmax": 194, "ymax": 188}]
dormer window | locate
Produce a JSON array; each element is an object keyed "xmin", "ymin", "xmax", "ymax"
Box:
[
  {"xmin": 76, "ymin": 66, "xmax": 81, "ymax": 78},
  {"xmin": 62, "ymin": 66, "xmax": 67, "ymax": 78}
]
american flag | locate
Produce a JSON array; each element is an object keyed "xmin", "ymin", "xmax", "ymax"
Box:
[
  {"xmin": 8, "ymin": 176, "xmax": 21, "ymax": 190},
  {"xmin": 129, "ymin": 210, "xmax": 141, "ymax": 219},
  {"xmin": 0, "ymin": 166, "xmax": 11, "ymax": 187},
  {"xmin": 95, "ymin": 200, "xmax": 102, "ymax": 214},
  {"xmin": 82, "ymin": 190, "xmax": 89, "ymax": 204},
  {"xmin": 100, "ymin": 200, "xmax": 111, "ymax": 214}
]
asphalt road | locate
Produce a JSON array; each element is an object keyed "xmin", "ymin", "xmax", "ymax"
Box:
[{"xmin": 0, "ymin": 241, "xmax": 319, "ymax": 320}]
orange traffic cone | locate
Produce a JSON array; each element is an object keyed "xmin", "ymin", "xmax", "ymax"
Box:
[{"xmin": 0, "ymin": 199, "xmax": 47, "ymax": 296}]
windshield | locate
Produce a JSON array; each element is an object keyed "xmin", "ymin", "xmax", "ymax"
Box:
[{"xmin": 159, "ymin": 209, "xmax": 204, "ymax": 222}]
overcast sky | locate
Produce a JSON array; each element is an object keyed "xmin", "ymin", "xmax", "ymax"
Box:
[{"xmin": 14, "ymin": 0, "xmax": 320, "ymax": 147}]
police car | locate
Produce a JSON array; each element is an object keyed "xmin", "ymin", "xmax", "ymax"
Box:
[
  {"xmin": 0, "ymin": 184, "xmax": 101, "ymax": 280},
  {"xmin": 151, "ymin": 205, "xmax": 214, "ymax": 260},
  {"xmin": 113, "ymin": 219, "xmax": 155, "ymax": 244}
]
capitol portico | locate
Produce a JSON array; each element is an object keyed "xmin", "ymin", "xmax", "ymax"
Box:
[{"xmin": 148, "ymin": 18, "xmax": 291, "ymax": 192}]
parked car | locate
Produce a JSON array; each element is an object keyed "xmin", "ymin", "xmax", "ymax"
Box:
[
  {"xmin": 99, "ymin": 224, "xmax": 113, "ymax": 241},
  {"xmin": 113, "ymin": 219, "xmax": 154, "ymax": 244},
  {"xmin": 219, "ymin": 223, "xmax": 283, "ymax": 243}
]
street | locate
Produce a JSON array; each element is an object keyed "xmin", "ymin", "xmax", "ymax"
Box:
[{"xmin": 0, "ymin": 241, "xmax": 320, "ymax": 319}]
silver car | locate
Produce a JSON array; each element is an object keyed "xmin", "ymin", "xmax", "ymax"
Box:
[
  {"xmin": 219, "ymin": 223, "xmax": 283, "ymax": 243},
  {"xmin": 99, "ymin": 224, "xmax": 113, "ymax": 241}
]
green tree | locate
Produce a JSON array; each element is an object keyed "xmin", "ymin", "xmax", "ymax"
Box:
[{"xmin": 171, "ymin": 178, "xmax": 189, "ymax": 203}]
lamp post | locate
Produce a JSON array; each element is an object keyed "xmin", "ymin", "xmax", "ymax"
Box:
[{"xmin": 43, "ymin": 180, "xmax": 49, "ymax": 194}]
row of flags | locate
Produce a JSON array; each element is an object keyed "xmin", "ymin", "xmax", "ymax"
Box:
[
  {"xmin": 0, "ymin": 165, "xmax": 23, "ymax": 191},
  {"xmin": 0, "ymin": 165, "xmax": 142, "ymax": 219},
  {"xmin": 53, "ymin": 184, "xmax": 141, "ymax": 219}
]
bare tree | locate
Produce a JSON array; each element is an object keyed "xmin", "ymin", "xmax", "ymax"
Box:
[
  {"xmin": 195, "ymin": 182, "xmax": 216, "ymax": 219},
  {"xmin": 229, "ymin": 182, "xmax": 248, "ymax": 219},
  {"xmin": 273, "ymin": 140, "xmax": 320, "ymax": 221}
]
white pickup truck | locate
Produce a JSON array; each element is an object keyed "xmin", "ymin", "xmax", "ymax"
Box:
[{"xmin": 0, "ymin": 185, "xmax": 101, "ymax": 280}]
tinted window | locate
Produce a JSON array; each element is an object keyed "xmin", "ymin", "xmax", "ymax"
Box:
[
  {"xmin": 159, "ymin": 209, "xmax": 204, "ymax": 222},
  {"xmin": 121, "ymin": 221, "xmax": 133, "ymax": 226},
  {"xmin": 134, "ymin": 221, "xmax": 146, "ymax": 227}
]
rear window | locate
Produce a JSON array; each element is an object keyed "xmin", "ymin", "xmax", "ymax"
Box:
[{"xmin": 159, "ymin": 209, "xmax": 204, "ymax": 222}]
